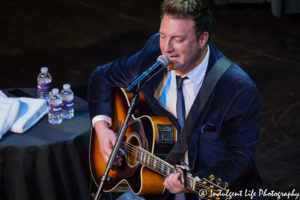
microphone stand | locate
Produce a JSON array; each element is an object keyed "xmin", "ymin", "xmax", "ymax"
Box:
[{"xmin": 94, "ymin": 89, "xmax": 140, "ymax": 200}]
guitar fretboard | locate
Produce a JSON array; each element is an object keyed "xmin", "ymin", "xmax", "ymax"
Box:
[
  {"xmin": 137, "ymin": 146, "xmax": 196, "ymax": 191},
  {"xmin": 123, "ymin": 141, "xmax": 225, "ymax": 199}
]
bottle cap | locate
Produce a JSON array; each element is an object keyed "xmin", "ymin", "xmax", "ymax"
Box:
[
  {"xmin": 63, "ymin": 84, "xmax": 70, "ymax": 90},
  {"xmin": 52, "ymin": 88, "xmax": 59, "ymax": 94},
  {"xmin": 41, "ymin": 67, "xmax": 48, "ymax": 73}
]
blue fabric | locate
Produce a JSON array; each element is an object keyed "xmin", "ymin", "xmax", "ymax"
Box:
[
  {"xmin": 117, "ymin": 190, "xmax": 145, "ymax": 200},
  {"xmin": 88, "ymin": 33, "xmax": 265, "ymax": 199}
]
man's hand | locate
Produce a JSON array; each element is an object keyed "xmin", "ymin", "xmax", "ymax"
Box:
[
  {"xmin": 163, "ymin": 168, "xmax": 185, "ymax": 194},
  {"xmin": 94, "ymin": 120, "xmax": 122, "ymax": 166}
]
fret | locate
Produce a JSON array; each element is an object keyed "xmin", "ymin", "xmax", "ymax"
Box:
[
  {"xmin": 187, "ymin": 177, "xmax": 193, "ymax": 189},
  {"xmin": 143, "ymin": 151, "xmax": 147, "ymax": 164},
  {"xmin": 160, "ymin": 163, "xmax": 165, "ymax": 174},
  {"xmin": 143, "ymin": 152, "xmax": 146, "ymax": 165},
  {"xmin": 141, "ymin": 151, "xmax": 145, "ymax": 164},
  {"xmin": 138, "ymin": 150, "xmax": 142, "ymax": 163},
  {"xmin": 167, "ymin": 166, "xmax": 170, "ymax": 176},
  {"xmin": 192, "ymin": 177, "xmax": 199, "ymax": 191},
  {"xmin": 137, "ymin": 145, "xmax": 198, "ymax": 189},
  {"xmin": 149, "ymin": 156, "xmax": 154, "ymax": 169},
  {"xmin": 171, "ymin": 166, "xmax": 175, "ymax": 175},
  {"xmin": 141, "ymin": 150, "xmax": 144, "ymax": 164},
  {"xmin": 143, "ymin": 150, "xmax": 146, "ymax": 164},
  {"xmin": 180, "ymin": 173, "xmax": 184, "ymax": 184},
  {"xmin": 152, "ymin": 157, "xmax": 157, "ymax": 169},
  {"xmin": 146, "ymin": 152, "xmax": 151, "ymax": 166},
  {"xmin": 139, "ymin": 149, "xmax": 146, "ymax": 164}
]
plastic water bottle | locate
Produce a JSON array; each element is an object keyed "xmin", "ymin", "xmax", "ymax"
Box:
[
  {"xmin": 48, "ymin": 88, "xmax": 63, "ymax": 124},
  {"xmin": 37, "ymin": 66, "xmax": 52, "ymax": 100},
  {"xmin": 60, "ymin": 84, "xmax": 74, "ymax": 119}
]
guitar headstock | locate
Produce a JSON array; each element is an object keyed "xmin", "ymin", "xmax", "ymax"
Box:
[{"xmin": 194, "ymin": 174, "xmax": 228, "ymax": 200}]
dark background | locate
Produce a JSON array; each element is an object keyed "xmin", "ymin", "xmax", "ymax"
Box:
[{"xmin": 1, "ymin": 0, "xmax": 299, "ymax": 195}]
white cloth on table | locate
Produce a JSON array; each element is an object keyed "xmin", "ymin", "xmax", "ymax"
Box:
[
  {"xmin": 0, "ymin": 91, "xmax": 20, "ymax": 139},
  {"xmin": 0, "ymin": 90, "xmax": 48, "ymax": 138},
  {"xmin": 10, "ymin": 97, "xmax": 48, "ymax": 133}
]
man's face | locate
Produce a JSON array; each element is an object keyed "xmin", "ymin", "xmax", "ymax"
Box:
[{"xmin": 159, "ymin": 14, "xmax": 206, "ymax": 75}]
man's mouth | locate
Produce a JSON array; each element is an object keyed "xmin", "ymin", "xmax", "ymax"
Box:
[{"xmin": 168, "ymin": 55, "xmax": 179, "ymax": 61}]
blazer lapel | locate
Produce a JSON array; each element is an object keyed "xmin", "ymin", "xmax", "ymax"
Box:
[
  {"xmin": 183, "ymin": 43, "xmax": 227, "ymax": 168},
  {"xmin": 183, "ymin": 43, "xmax": 222, "ymax": 134}
]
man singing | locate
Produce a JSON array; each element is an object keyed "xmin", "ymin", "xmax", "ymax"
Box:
[{"xmin": 88, "ymin": 0, "xmax": 264, "ymax": 199}]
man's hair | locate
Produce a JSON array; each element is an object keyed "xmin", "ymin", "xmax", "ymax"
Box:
[{"xmin": 161, "ymin": 0, "xmax": 213, "ymax": 38}]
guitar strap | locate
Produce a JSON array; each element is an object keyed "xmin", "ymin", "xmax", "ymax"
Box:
[{"xmin": 166, "ymin": 55, "xmax": 233, "ymax": 166}]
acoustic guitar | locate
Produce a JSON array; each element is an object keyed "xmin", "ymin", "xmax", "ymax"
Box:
[{"xmin": 89, "ymin": 88, "xmax": 228, "ymax": 199}]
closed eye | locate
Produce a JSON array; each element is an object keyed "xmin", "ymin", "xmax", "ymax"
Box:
[{"xmin": 174, "ymin": 37, "xmax": 185, "ymax": 43}]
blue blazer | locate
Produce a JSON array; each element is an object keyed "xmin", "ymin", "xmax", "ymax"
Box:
[{"xmin": 88, "ymin": 33, "xmax": 264, "ymax": 199}]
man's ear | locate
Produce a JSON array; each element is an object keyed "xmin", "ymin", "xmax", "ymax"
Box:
[{"xmin": 198, "ymin": 32, "xmax": 209, "ymax": 49}]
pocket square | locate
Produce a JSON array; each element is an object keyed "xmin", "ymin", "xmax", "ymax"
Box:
[{"xmin": 201, "ymin": 123, "xmax": 216, "ymax": 133}]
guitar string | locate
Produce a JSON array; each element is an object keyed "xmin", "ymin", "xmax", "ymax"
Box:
[
  {"xmin": 121, "ymin": 143, "xmax": 220, "ymax": 193},
  {"xmin": 122, "ymin": 141, "xmax": 175, "ymax": 171},
  {"xmin": 121, "ymin": 141, "xmax": 175, "ymax": 174},
  {"xmin": 122, "ymin": 142, "xmax": 213, "ymax": 192},
  {"xmin": 120, "ymin": 141, "xmax": 213, "ymax": 191}
]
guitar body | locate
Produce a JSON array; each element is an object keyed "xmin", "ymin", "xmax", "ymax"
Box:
[{"xmin": 89, "ymin": 88, "xmax": 177, "ymax": 195}]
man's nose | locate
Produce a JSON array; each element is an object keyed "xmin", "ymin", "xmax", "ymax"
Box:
[{"xmin": 163, "ymin": 40, "xmax": 174, "ymax": 53}]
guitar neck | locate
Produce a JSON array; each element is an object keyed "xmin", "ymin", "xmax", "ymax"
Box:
[
  {"xmin": 135, "ymin": 146, "xmax": 208, "ymax": 193},
  {"xmin": 123, "ymin": 137, "xmax": 226, "ymax": 199}
]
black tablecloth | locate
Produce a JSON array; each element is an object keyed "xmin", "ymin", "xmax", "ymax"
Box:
[{"xmin": 0, "ymin": 88, "xmax": 92, "ymax": 200}]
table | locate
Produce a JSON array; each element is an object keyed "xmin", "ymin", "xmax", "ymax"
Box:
[{"xmin": 0, "ymin": 88, "xmax": 92, "ymax": 200}]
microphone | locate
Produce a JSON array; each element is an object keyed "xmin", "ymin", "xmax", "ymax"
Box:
[{"xmin": 126, "ymin": 55, "xmax": 169, "ymax": 93}]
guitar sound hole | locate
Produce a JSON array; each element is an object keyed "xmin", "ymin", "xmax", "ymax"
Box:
[{"xmin": 125, "ymin": 133, "xmax": 141, "ymax": 167}]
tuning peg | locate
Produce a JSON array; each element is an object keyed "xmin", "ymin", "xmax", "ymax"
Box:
[
  {"xmin": 223, "ymin": 182, "xmax": 229, "ymax": 189},
  {"xmin": 209, "ymin": 174, "xmax": 215, "ymax": 181},
  {"xmin": 216, "ymin": 178, "xmax": 221, "ymax": 185}
]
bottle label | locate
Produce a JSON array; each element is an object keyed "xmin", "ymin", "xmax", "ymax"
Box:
[
  {"xmin": 49, "ymin": 104, "xmax": 62, "ymax": 115},
  {"xmin": 38, "ymin": 82, "xmax": 51, "ymax": 93},
  {"xmin": 62, "ymin": 100, "xmax": 74, "ymax": 111}
]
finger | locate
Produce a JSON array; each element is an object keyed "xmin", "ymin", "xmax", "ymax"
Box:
[
  {"xmin": 118, "ymin": 149, "xmax": 125, "ymax": 157},
  {"xmin": 103, "ymin": 144, "xmax": 113, "ymax": 161},
  {"xmin": 163, "ymin": 179, "xmax": 168, "ymax": 188},
  {"xmin": 114, "ymin": 157, "xmax": 123, "ymax": 166},
  {"xmin": 164, "ymin": 174, "xmax": 172, "ymax": 187},
  {"xmin": 175, "ymin": 165, "xmax": 183, "ymax": 172},
  {"xmin": 110, "ymin": 136, "xmax": 117, "ymax": 144},
  {"xmin": 165, "ymin": 173, "xmax": 178, "ymax": 188},
  {"xmin": 163, "ymin": 180, "xmax": 170, "ymax": 191},
  {"xmin": 103, "ymin": 147, "xmax": 112, "ymax": 160},
  {"xmin": 169, "ymin": 171, "xmax": 181, "ymax": 182},
  {"xmin": 170, "ymin": 172, "xmax": 184, "ymax": 189},
  {"xmin": 103, "ymin": 154, "xmax": 109, "ymax": 163}
]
